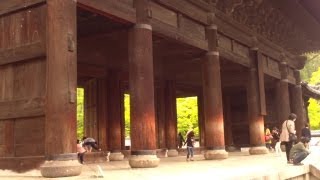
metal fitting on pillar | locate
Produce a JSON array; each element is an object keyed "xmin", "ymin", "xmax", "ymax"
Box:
[{"xmin": 134, "ymin": 23, "xmax": 152, "ymax": 30}]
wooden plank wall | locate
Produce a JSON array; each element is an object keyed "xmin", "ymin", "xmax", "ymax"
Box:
[{"xmin": 0, "ymin": 4, "xmax": 46, "ymax": 158}]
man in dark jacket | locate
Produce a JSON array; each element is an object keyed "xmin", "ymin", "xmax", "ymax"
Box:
[{"xmin": 289, "ymin": 137, "xmax": 310, "ymax": 165}]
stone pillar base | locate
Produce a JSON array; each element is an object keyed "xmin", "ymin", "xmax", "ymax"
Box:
[
  {"xmin": 249, "ymin": 146, "xmax": 269, "ymax": 155},
  {"xmin": 109, "ymin": 152, "xmax": 124, "ymax": 161},
  {"xmin": 129, "ymin": 155, "xmax": 160, "ymax": 168},
  {"xmin": 167, "ymin": 149, "xmax": 178, "ymax": 157},
  {"xmin": 40, "ymin": 160, "xmax": 82, "ymax": 178},
  {"xmin": 204, "ymin": 149, "xmax": 228, "ymax": 160}
]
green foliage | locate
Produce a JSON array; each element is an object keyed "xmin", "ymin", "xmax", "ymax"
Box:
[
  {"xmin": 301, "ymin": 53, "xmax": 320, "ymax": 82},
  {"xmin": 310, "ymin": 67, "xmax": 320, "ymax": 85},
  {"xmin": 124, "ymin": 94, "xmax": 130, "ymax": 137},
  {"xmin": 123, "ymin": 95, "xmax": 199, "ymax": 138},
  {"xmin": 177, "ymin": 97, "xmax": 199, "ymax": 138},
  {"xmin": 301, "ymin": 53, "xmax": 320, "ymax": 130},
  {"xmin": 309, "ymin": 99, "xmax": 320, "ymax": 130},
  {"xmin": 77, "ymin": 88, "xmax": 84, "ymax": 139}
]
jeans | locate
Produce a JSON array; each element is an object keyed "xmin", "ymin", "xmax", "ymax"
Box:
[
  {"xmin": 292, "ymin": 151, "xmax": 309, "ymax": 164},
  {"xmin": 187, "ymin": 146, "xmax": 193, "ymax": 159}
]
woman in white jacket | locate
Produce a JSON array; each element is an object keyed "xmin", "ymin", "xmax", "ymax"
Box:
[{"xmin": 280, "ymin": 113, "xmax": 297, "ymax": 163}]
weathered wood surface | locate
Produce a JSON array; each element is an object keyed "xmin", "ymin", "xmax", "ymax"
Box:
[
  {"xmin": 0, "ymin": 5, "xmax": 46, "ymax": 49},
  {"xmin": 257, "ymin": 52, "xmax": 267, "ymax": 115},
  {"xmin": 97, "ymin": 78, "xmax": 108, "ymax": 150},
  {"xmin": 0, "ymin": 0, "xmax": 45, "ymax": 16},
  {"xmin": 151, "ymin": 19, "xmax": 208, "ymax": 50},
  {"xmin": 107, "ymin": 71, "xmax": 123, "ymax": 151},
  {"xmin": 84, "ymin": 79, "xmax": 98, "ymax": 140},
  {"xmin": 45, "ymin": 0, "xmax": 77, "ymax": 155},
  {"xmin": 77, "ymin": 0, "xmax": 136, "ymax": 23},
  {"xmin": 0, "ymin": 120, "xmax": 14, "ymax": 156},
  {"xmin": 0, "ymin": 97, "xmax": 45, "ymax": 120},
  {"xmin": 155, "ymin": 0, "xmax": 207, "ymax": 25},
  {"xmin": 78, "ymin": 63, "xmax": 107, "ymax": 78},
  {"xmin": 164, "ymin": 81, "xmax": 177, "ymax": 150},
  {"xmin": 14, "ymin": 117, "xmax": 45, "ymax": 156},
  {"xmin": 0, "ymin": 42, "xmax": 45, "ymax": 66}
]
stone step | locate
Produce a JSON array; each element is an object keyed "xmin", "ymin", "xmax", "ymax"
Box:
[{"xmin": 83, "ymin": 151, "xmax": 108, "ymax": 164}]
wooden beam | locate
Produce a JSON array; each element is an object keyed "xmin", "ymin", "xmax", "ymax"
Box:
[
  {"xmin": 0, "ymin": 97, "xmax": 45, "ymax": 120},
  {"xmin": 0, "ymin": 42, "xmax": 46, "ymax": 66},
  {"xmin": 218, "ymin": 47, "xmax": 250, "ymax": 67},
  {"xmin": 78, "ymin": 63, "xmax": 107, "ymax": 78},
  {"xmin": 152, "ymin": 19, "xmax": 208, "ymax": 51},
  {"xmin": 77, "ymin": 0, "xmax": 136, "ymax": 24},
  {"xmin": 155, "ymin": 0, "xmax": 208, "ymax": 25},
  {"xmin": 0, "ymin": 0, "xmax": 45, "ymax": 16}
]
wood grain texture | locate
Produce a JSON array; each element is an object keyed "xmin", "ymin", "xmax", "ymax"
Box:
[{"xmin": 0, "ymin": 0, "xmax": 45, "ymax": 16}]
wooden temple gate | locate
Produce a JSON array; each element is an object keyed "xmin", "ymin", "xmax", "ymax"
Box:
[{"xmin": 1, "ymin": 0, "xmax": 319, "ymax": 177}]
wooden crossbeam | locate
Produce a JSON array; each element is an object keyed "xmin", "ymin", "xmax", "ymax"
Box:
[
  {"xmin": 77, "ymin": 0, "xmax": 136, "ymax": 24},
  {"xmin": 0, "ymin": 0, "xmax": 45, "ymax": 16},
  {"xmin": 0, "ymin": 97, "xmax": 45, "ymax": 120},
  {"xmin": 0, "ymin": 42, "xmax": 46, "ymax": 66}
]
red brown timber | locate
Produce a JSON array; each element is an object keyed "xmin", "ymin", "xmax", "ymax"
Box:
[
  {"xmin": 164, "ymin": 80, "xmax": 177, "ymax": 150},
  {"xmin": 248, "ymin": 50, "xmax": 265, "ymax": 146},
  {"xmin": 45, "ymin": 0, "xmax": 77, "ymax": 155},
  {"xmin": 202, "ymin": 26, "xmax": 225, "ymax": 149}
]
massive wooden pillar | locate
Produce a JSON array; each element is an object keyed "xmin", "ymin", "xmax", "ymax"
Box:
[
  {"xmin": 276, "ymin": 59, "xmax": 291, "ymax": 123},
  {"xmin": 290, "ymin": 70, "xmax": 304, "ymax": 139},
  {"xmin": 41, "ymin": 0, "xmax": 81, "ymax": 177},
  {"xmin": 155, "ymin": 82, "xmax": 166, "ymax": 149},
  {"xmin": 202, "ymin": 17, "xmax": 228, "ymax": 160},
  {"xmin": 128, "ymin": 0, "xmax": 159, "ymax": 168},
  {"xmin": 107, "ymin": 71, "xmax": 124, "ymax": 161},
  {"xmin": 97, "ymin": 78, "xmax": 108, "ymax": 151},
  {"xmin": 198, "ymin": 93, "xmax": 206, "ymax": 147},
  {"xmin": 164, "ymin": 80, "xmax": 178, "ymax": 157},
  {"xmin": 247, "ymin": 48, "xmax": 268, "ymax": 155}
]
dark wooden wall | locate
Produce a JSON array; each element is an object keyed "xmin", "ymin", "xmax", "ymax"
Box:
[{"xmin": 0, "ymin": 4, "xmax": 46, "ymax": 159}]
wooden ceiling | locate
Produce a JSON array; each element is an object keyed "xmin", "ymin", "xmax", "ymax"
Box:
[{"xmin": 76, "ymin": 7, "xmax": 278, "ymax": 96}]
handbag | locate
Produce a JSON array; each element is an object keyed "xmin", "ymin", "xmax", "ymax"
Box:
[{"xmin": 286, "ymin": 120, "xmax": 297, "ymax": 142}]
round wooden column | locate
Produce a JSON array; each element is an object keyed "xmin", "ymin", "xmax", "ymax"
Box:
[
  {"xmin": 128, "ymin": 23, "xmax": 159, "ymax": 168},
  {"xmin": 276, "ymin": 61, "xmax": 291, "ymax": 124},
  {"xmin": 202, "ymin": 23, "xmax": 228, "ymax": 160},
  {"xmin": 107, "ymin": 71, "xmax": 124, "ymax": 161},
  {"xmin": 290, "ymin": 70, "xmax": 304, "ymax": 139},
  {"xmin": 41, "ymin": 0, "xmax": 81, "ymax": 177},
  {"xmin": 165, "ymin": 80, "xmax": 178, "ymax": 157},
  {"xmin": 247, "ymin": 49, "xmax": 268, "ymax": 155}
]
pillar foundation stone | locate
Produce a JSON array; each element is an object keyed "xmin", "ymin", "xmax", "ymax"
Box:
[
  {"xmin": 167, "ymin": 149, "xmax": 179, "ymax": 157},
  {"xmin": 204, "ymin": 149, "xmax": 228, "ymax": 160},
  {"xmin": 129, "ymin": 155, "xmax": 160, "ymax": 168},
  {"xmin": 249, "ymin": 146, "xmax": 269, "ymax": 155},
  {"xmin": 109, "ymin": 152, "xmax": 124, "ymax": 161},
  {"xmin": 40, "ymin": 154, "xmax": 82, "ymax": 178}
]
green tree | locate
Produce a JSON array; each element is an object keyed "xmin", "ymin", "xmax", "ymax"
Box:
[
  {"xmin": 124, "ymin": 94, "xmax": 130, "ymax": 137},
  {"xmin": 301, "ymin": 53, "xmax": 320, "ymax": 82},
  {"xmin": 77, "ymin": 88, "xmax": 84, "ymax": 139},
  {"xmin": 177, "ymin": 97, "xmax": 199, "ymax": 138}
]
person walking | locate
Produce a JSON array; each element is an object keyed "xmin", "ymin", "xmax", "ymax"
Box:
[
  {"xmin": 280, "ymin": 113, "xmax": 297, "ymax": 164},
  {"xmin": 184, "ymin": 130, "xmax": 195, "ymax": 161}
]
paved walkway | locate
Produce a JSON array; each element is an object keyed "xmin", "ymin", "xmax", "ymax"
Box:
[{"xmin": 0, "ymin": 151, "xmax": 315, "ymax": 180}]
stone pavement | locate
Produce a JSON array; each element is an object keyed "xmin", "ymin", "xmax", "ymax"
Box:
[{"xmin": 0, "ymin": 151, "xmax": 317, "ymax": 180}]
